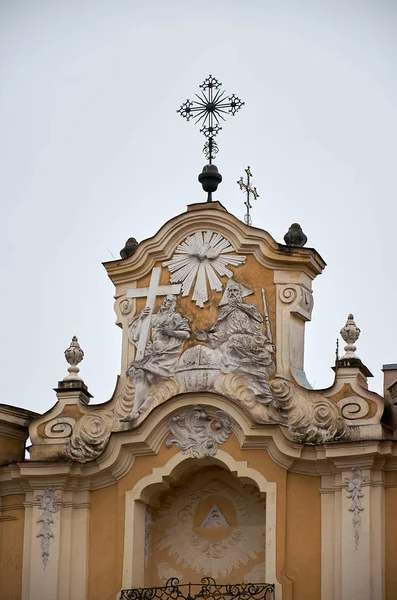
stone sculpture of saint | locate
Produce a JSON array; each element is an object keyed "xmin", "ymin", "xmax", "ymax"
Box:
[
  {"xmin": 195, "ymin": 280, "xmax": 275, "ymax": 402},
  {"xmin": 123, "ymin": 295, "xmax": 190, "ymax": 420}
]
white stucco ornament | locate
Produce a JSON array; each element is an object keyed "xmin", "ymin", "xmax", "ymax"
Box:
[
  {"xmin": 165, "ymin": 406, "xmax": 233, "ymax": 458},
  {"xmin": 163, "ymin": 231, "xmax": 246, "ymax": 307},
  {"xmin": 200, "ymin": 505, "xmax": 229, "ymax": 528},
  {"xmin": 157, "ymin": 474, "xmax": 265, "ymax": 578},
  {"xmin": 35, "ymin": 487, "xmax": 61, "ymax": 569},
  {"xmin": 345, "ymin": 467, "xmax": 368, "ymax": 550},
  {"xmin": 157, "ymin": 562, "xmax": 182, "ymax": 584}
]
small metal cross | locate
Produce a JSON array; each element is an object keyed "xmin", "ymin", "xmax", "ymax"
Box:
[
  {"xmin": 237, "ymin": 166, "xmax": 259, "ymax": 226},
  {"xmin": 177, "ymin": 75, "xmax": 244, "ymax": 164}
]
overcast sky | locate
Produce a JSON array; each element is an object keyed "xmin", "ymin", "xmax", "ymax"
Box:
[{"xmin": 1, "ymin": 0, "xmax": 396, "ymax": 415}]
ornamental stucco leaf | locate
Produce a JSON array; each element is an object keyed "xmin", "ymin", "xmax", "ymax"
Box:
[
  {"xmin": 165, "ymin": 406, "xmax": 233, "ymax": 458},
  {"xmin": 345, "ymin": 468, "xmax": 368, "ymax": 550},
  {"xmin": 163, "ymin": 231, "xmax": 246, "ymax": 307},
  {"xmin": 35, "ymin": 487, "xmax": 61, "ymax": 569}
]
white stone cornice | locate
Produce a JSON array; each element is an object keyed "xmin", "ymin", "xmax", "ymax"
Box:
[{"xmin": 4, "ymin": 397, "xmax": 397, "ymax": 493}]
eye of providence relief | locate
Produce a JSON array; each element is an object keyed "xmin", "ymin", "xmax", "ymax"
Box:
[
  {"xmin": 150, "ymin": 472, "xmax": 266, "ymax": 580},
  {"xmin": 121, "ymin": 230, "xmax": 276, "ymax": 421}
]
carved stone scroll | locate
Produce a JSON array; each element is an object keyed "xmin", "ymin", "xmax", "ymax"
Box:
[
  {"xmin": 44, "ymin": 417, "xmax": 76, "ymax": 440},
  {"xmin": 64, "ymin": 412, "xmax": 115, "ymax": 463},
  {"xmin": 279, "ymin": 285, "xmax": 298, "ymax": 305},
  {"xmin": 119, "ymin": 297, "xmax": 134, "ymax": 316},
  {"xmin": 338, "ymin": 396, "xmax": 370, "ymax": 421}
]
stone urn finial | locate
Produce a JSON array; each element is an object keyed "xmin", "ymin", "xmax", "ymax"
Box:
[
  {"xmin": 340, "ymin": 314, "xmax": 361, "ymax": 359},
  {"xmin": 63, "ymin": 336, "xmax": 84, "ymax": 381}
]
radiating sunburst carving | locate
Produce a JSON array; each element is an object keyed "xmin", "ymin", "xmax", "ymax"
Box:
[{"xmin": 163, "ymin": 231, "xmax": 246, "ymax": 307}]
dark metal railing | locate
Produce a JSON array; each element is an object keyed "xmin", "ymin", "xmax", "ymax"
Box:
[{"xmin": 120, "ymin": 577, "xmax": 275, "ymax": 600}]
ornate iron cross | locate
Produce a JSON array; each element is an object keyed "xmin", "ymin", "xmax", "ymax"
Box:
[
  {"xmin": 237, "ymin": 166, "xmax": 259, "ymax": 226},
  {"xmin": 177, "ymin": 75, "xmax": 244, "ymax": 164}
]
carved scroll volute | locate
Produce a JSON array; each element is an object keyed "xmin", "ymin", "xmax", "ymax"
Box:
[
  {"xmin": 275, "ymin": 281, "xmax": 314, "ymax": 377},
  {"xmin": 43, "ymin": 417, "xmax": 76, "ymax": 443},
  {"xmin": 113, "ymin": 295, "xmax": 137, "ymax": 375},
  {"xmin": 119, "ymin": 297, "xmax": 134, "ymax": 317},
  {"xmin": 293, "ymin": 287, "xmax": 314, "ymax": 322},
  {"xmin": 337, "ymin": 396, "xmax": 371, "ymax": 422}
]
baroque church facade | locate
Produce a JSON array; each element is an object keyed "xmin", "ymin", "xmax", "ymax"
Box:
[{"xmin": 1, "ymin": 199, "xmax": 397, "ymax": 600}]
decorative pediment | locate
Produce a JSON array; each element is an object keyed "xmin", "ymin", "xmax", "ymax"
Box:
[{"xmin": 27, "ymin": 202, "xmax": 388, "ymax": 464}]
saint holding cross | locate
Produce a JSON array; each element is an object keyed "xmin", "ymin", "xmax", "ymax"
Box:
[{"xmin": 121, "ymin": 268, "xmax": 190, "ymax": 421}]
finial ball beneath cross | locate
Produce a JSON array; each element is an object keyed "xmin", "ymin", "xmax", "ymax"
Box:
[{"xmin": 198, "ymin": 165, "xmax": 222, "ymax": 202}]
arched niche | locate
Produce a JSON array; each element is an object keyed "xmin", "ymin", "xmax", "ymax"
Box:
[{"xmin": 121, "ymin": 449, "xmax": 281, "ymax": 598}]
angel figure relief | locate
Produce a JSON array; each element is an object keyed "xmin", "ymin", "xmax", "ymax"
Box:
[{"xmin": 122, "ymin": 295, "xmax": 191, "ymax": 421}]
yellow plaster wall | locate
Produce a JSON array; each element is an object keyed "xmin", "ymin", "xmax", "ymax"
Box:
[
  {"xmin": 0, "ymin": 435, "xmax": 25, "ymax": 465},
  {"xmin": 385, "ymin": 473, "xmax": 397, "ymax": 600},
  {"xmin": 88, "ymin": 445, "xmax": 180, "ymax": 600},
  {"xmin": 285, "ymin": 472, "xmax": 321, "ymax": 600},
  {"xmin": 87, "ymin": 435, "xmax": 321, "ymax": 600},
  {"xmin": 88, "ymin": 484, "xmax": 119, "ymax": 600},
  {"xmin": 221, "ymin": 437, "xmax": 321, "ymax": 600},
  {"xmin": 0, "ymin": 494, "xmax": 25, "ymax": 600}
]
